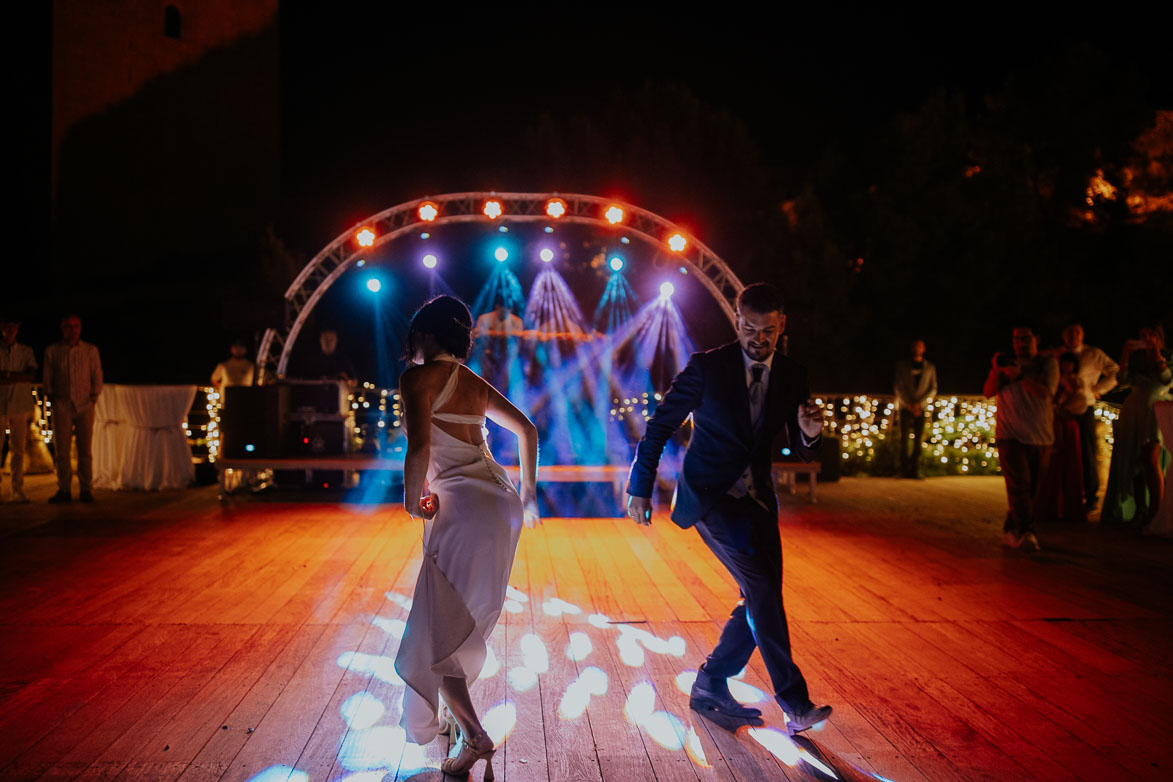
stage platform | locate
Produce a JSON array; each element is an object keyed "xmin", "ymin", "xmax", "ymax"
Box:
[{"xmin": 0, "ymin": 473, "xmax": 1170, "ymax": 781}]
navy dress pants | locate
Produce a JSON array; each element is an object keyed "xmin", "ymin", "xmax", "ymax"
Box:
[{"xmin": 694, "ymin": 494, "xmax": 812, "ymax": 713}]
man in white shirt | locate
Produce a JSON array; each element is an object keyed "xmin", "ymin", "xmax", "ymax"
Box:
[
  {"xmin": 43, "ymin": 314, "xmax": 104, "ymax": 503},
  {"xmin": 0, "ymin": 317, "xmax": 38, "ymax": 503},
  {"xmin": 1061, "ymin": 323, "xmax": 1119, "ymax": 512},
  {"xmin": 211, "ymin": 339, "xmax": 256, "ymax": 390},
  {"xmin": 984, "ymin": 326, "xmax": 1059, "ymax": 551}
]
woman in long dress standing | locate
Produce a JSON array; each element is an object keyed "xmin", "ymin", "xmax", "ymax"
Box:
[
  {"xmin": 393, "ymin": 296, "xmax": 539, "ymax": 780},
  {"xmin": 1102, "ymin": 326, "xmax": 1172, "ymax": 525}
]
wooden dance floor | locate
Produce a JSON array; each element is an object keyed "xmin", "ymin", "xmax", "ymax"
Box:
[{"xmin": 1, "ymin": 474, "xmax": 1171, "ymax": 781}]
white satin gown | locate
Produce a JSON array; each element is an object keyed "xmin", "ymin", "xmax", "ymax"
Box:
[{"xmin": 394, "ymin": 356, "xmax": 524, "ymax": 744}]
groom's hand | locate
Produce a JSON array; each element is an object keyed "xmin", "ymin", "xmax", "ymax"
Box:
[
  {"xmin": 626, "ymin": 494, "xmax": 653, "ymax": 526},
  {"xmin": 798, "ymin": 402, "xmax": 824, "ymax": 439}
]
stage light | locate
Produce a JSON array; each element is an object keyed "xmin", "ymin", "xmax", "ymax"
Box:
[
  {"xmin": 356, "ymin": 227, "xmax": 376, "ymax": 247},
  {"xmin": 498, "ymin": 225, "xmax": 508, "ymax": 233},
  {"xmin": 367, "ymin": 277, "xmax": 382, "ymax": 293},
  {"xmin": 546, "ymin": 198, "xmax": 566, "ymax": 218},
  {"xmin": 355, "ymin": 259, "xmax": 366, "ymax": 268},
  {"xmin": 422, "ymin": 254, "xmax": 438, "ymax": 269},
  {"xmin": 605, "ymin": 205, "xmax": 624, "ymax": 225},
  {"xmin": 659, "ymin": 281, "xmax": 675, "ymax": 298},
  {"xmin": 540, "ymin": 248, "xmax": 554, "ymax": 263},
  {"xmin": 494, "ymin": 247, "xmax": 509, "ymax": 262},
  {"xmin": 544, "ymin": 226, "xmax": 554, "ymax": 233},
  {"xmin": 610, "ymin": 256, "xmax": 624, "ymax": 272},
  {"xmin": 483, "ymin": 199, "xmax": 503, "ymax": 219},
  {"xmin": 417, "ymin": 201, "xmax": 439, "ymax": 222},
  {"xmin": 667, "ymin": 233, "xmax": 687, "ymax": 252}
]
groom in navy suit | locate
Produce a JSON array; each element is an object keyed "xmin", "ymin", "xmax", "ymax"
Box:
[{"xmin": 625, "ymin": 282, "xmax": 832, "ymax": 734}]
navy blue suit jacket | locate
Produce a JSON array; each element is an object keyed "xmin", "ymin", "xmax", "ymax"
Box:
[{"xmin": 626, "ymin": 341, "xmax": 820, "ymax": 529}]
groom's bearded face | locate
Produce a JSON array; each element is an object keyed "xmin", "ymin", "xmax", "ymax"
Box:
[{"xmin": 737, "ymin": 307, "xmax": 785, "ymax": 361}]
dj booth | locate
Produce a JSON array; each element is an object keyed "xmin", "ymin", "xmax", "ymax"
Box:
[{"xmin": 217, "ymin": 380, "xmax": 376, "ymax": 492}]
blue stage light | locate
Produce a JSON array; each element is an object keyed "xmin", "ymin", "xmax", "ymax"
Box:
[
  {"xmin": 245, "ymin": 443, "xmax": 255, "ymax": 452},
  {"xmin": 367, "ymin": 277, "xmax": 382, "ymax": 293},
  {"xmin": 355, "ymin": 259, "xmax": 365, "ymax": 268},
  {"xmin": 494, "ymin": 247, "xmax": 509, "ymax": 262},
  {"xmin": 610, "ymin": 257, "xmax": 624, "ymax": 272}
]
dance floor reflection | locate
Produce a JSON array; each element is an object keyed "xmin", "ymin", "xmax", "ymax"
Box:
[{"xmin": 241, "ymin": 589, "xmax": 843, "ymax": 782}]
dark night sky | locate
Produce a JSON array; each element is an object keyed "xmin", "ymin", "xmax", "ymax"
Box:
[{"xmin": 12, "ymin": 4, "xmax": 1173, "ymax": 390}]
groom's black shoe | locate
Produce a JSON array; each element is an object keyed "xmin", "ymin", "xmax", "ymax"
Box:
[
  {"xmin": 781, "ymin": 702, "xmax": 833, "ymax": 736},
  {"xmin": 690, "ymin": 665, "xmax": 763, "ymax": 720}
]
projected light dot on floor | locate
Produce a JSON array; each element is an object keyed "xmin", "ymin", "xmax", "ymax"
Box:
[
  {"xmin": 508, "ymin": 666, "xmax": 539, "ymax": 691},
  {"xmin": 565, "ymin": 631, "xmax": 593, "ymax": 661},
  {"xmin": 245, "ymin": 766, "xmax": 309, "ymax": 782},
  {"xmin": 341, "ymin": 692, "xmax": 386, "ymax": 730}
]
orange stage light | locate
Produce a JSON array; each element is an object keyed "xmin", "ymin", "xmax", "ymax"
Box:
[
  {"xmin": 417, "ymin": 201, "xmax": 439, "ymax": 222},
  {"xmin": 667, "ymin": 233, "xmax": 687, "ymax": 252},
  {"xmin": 483, "ymin": 200, "xmax": 504, "ymax": 219},
  {"xmin": 604, "ymin": 205, "xmax": 624, "ymax": 225},
  {"xmin": 355, "ymin": 228, "xmax": 376, "ymax": 247},
  {"xmin": 545, "ymin": 198, "xmax": 567, "ymax": 219}
]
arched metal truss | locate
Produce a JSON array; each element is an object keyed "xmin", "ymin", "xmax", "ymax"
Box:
[{"xmin": 257, "ymin": 192, "xmax": 744, "ymax": 382}]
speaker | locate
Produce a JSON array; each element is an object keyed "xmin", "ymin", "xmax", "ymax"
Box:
[
  {"xmin": 221, "ymin": 386, "xmax": 284, "ymax": 458},
  {"xmin": 283, "ymin": 418, "xmax": 350, "ymax": 456},
  {"xmin": 279, "ymin": 380, "xmax": 347, "ymax": 415}
]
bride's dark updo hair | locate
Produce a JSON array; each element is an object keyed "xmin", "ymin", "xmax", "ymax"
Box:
[{"xmin": 404, "ymin": 295, "xmax": 474, "ymax": 361}]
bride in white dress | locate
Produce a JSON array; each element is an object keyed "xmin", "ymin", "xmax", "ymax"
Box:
[{"xmin": 393, "ymin": 295, "xmax": 539, "ymax": 780}]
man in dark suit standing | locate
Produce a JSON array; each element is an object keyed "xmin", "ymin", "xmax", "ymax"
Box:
[{"xmin": 625, "ymin": 283, "xmax": 832, "ymax": 735}]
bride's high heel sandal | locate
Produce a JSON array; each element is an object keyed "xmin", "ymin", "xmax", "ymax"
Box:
[{"xmin": 440, "ymin": 731, "xmax": 496, "ymax": 781}]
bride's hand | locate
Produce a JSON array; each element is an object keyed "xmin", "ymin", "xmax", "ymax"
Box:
[
  {"xmin": 416, "ymin": 493, "xmax": 439, "ymax": 520},
  {"xmin": 522, "ymin": 492, "xmax": 541, "ymax": 528}
]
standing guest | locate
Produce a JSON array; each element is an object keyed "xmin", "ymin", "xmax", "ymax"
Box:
[
  {"xmin": 1036, "ymin": 352, "xmax": 1088, "ymax": 523},
  {"xmin": 1102, "ymin": 325, "xmax": 1172, "ymax": 525},
  {"xmin": 893, "ymin": 338, "xmax": 937, "ymax": 478},
  {"xmin": 983, "ymin": 326, "xmax": 1059, "ymax": 551},
  {"xmin": 625, "ymin": 283, "xmax": 833, "ymax": 736},
  {"xmin": 1061, "ymin": 322, "xmax": 1119, "ymax": 513},
  {"xmin": 210, "ymin": 338, "xmax": 255, "ymax": 390},
  {"xmin": 0, "ymin": 317, "xmax": 37, "ymax": 503},
  {"xmin": 43, "ymin": 314, "xmax": 103, "ymax": 503}
]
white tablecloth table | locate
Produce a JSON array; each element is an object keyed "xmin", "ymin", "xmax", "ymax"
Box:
[
  {"xmin": 1146, "ymin": 401, "xmax": 1173, "ymax": 537},
  {"xmin": 93, "ymin": 384, "xmax": 196, "ymax": 491}
]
